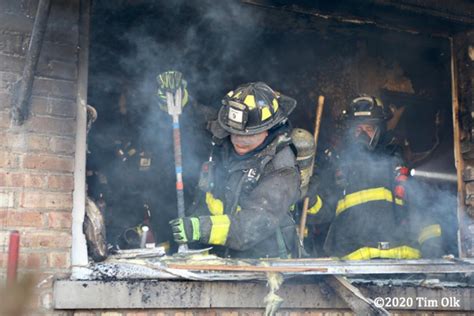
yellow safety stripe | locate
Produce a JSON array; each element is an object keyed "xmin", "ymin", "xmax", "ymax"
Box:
[
  {"xmin": 261, "ymin": 106, "xmax": 272, "ymax": 121},
  {"xmin": 209, "ymin": 215, "xmax": 231, "ymax": 245},
  {"xmin": 418, "ymin": 224, "xmax": 442, "ymax": 245},
  {"xmin": 206, "ymin": 192, "xmax": 224, "ymax": 215},
  {"xmin": 308, "ymin": 195, "xmax": 323, "ymax": 215},
  {"xmin": 244, "ymin": 94, "xmax": 256, "ymax": 109},
  {"xmin": 336, "ymin": 187, "xmax": 404, "ymax": 216},
  {"xmin": 343, "ymin": 246, "xmax": 421, "ymax": 260},
  {"xmin": 272, "ymin": 98, "xmax": 279, "ymax": 112}
]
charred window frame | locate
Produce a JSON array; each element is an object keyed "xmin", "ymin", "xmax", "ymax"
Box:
[{"xmin": 70, "ymin": 0, "xmax": 473, "ymax": 278}]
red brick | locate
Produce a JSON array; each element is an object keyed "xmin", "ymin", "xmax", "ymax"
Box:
[
  {"xmin": 47, "ymin": 175, "xmax": 74, "ymax": 191},
  {"xmin": 24, "ymin": 174, "xmax": 47, "ymax": 188},
  {"xmin": 22, "ymin": 154, "xmax": 74, "ymax": 172},
  {"xmin": 32, "ymin": 77, "xmax": 77, "ymax": 100},
  {"xmin": 26, "ymin": 134, "xmax": 50, "ymax": 151},
  {"xmin": 19, "ymin": 252, "xmax": 44, "ymax": 269},
  {"xmin": 0, "ymin": 191, "xmax": 15, "ymax": 208},
  {"xmin": 29, "ymin": 97, "xmax": 50, "ymax": 116},
  {"xmin": 21, "ymin": 231, "xmax": 72, "ymax": 249},
  {"xmin": 0, "ymin": 32, "xmax": 24, "ymax": 55},
  {"xmin": 29, "ymin": 96, "xmax": 76, "ymax": 118},
  {"xmin": 0, "ymin": 53, "xmax": 24, "ymax": 73},
  {"xmin": 20, "ymin": 191, "xmax": 72, "ymax": 209},
  {"xmin": 37, "ymin": 58, "xmax": 77, "ymax": 81},
  {"xmin": 26, "ymin": 116, "xmax": 75, "ymax": 135},
  {"xmin": 0, "ymin": 152, "xmax": 19, "ymax": 168},
  {"xmin": 42, "ymin": 42, "xmax": 78, "ymax": 63},
  {"xmin": 0, "ymin": 71, "xmax": 20, "ymax": 92},
  {"xmin": 0, "ymin": 132, "xmax": 25, "ymax": 150},
  {"xmin": 0, "ymin": 111, "xmax": 11, "ymax": 128},
  {"xmin": 50, "ymin": 137, "xmax": 75, "ymax": 155},
  {"xmin": 0, "ymin": 172, "xmax": 24, "ymax": 187},
  {"xmin": 0, "ymin": 92, "xmax": 11, "ymax": 110},
  {"xmin": 47, "ymin": 251, "xmax": 70, "ymax": 269},
  {"xmin": 0, "ymin": 209, "xmax": 44, "ymax": 227},
  {"xmin": 0, "ymin": 252, "xmax": 6, "ymax": 268},
  {"xmin": 0, "ymin": 173, "xmax": 46, "ymax": 188},
  {"xmin": 46, "ymin": 211, "xmax": 72, "ymax": 229}
]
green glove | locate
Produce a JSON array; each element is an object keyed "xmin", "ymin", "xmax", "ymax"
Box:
[
  {"xmin": 156, "ymin": 70, "xmax": 189, "ymax": 110},
  {"xmin": 169, "ymin": 217, "xmax": 201, "ymax": 244}
]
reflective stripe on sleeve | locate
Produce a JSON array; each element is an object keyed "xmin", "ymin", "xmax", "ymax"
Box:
[
  {"xmin": 208, "ymin": 215, "xmax": 231, "ymax": 245},
  {"xmin": 342, "ymin": 246, "xmax": 421, "ymax": 260},
  {"xmin": 206, "ymin": 192, "xmax": 224, "ymax": 215},
  {"xmin": 308, "ymin": 195, "xmax": 323, "ymax": 215},
  {"xmin": 418, "ymin": 224, "xmax": 442, "ymax": 245}
]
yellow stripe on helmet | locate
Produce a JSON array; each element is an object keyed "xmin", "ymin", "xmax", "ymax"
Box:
[
  {"xmin": 272, "ymin": 98, "xmax": 279, "ymax": 112},
  {"xmin": 261, "ymin": 106, "xmax": 272, "ymax": 121},
  {"xmin": 244, "ymin": 94, "xmax": 256, "ymax": 109}
]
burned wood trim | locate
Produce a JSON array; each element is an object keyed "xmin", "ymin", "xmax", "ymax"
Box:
[
  {"xmin": 326, "ymin": 276, "xmax": 390, "ymax": 315},
  {"xmin": 11, "ymin": 0, "xmax": 52, "ymax": 125}
]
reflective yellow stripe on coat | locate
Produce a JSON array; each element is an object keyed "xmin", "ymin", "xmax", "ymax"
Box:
[
  {"xmin": 343, "ymin": 246, "xmax": 421, "ymax": 260},
  {"xmin": 206, "ymin": 192, "xmax": 224, "ymax": 215},
  {"xmin": 308, "ymin": 195, "xmax": 323, "ymax": 215},
  {"xmin": 336, "ymin": 187, "xmax": 404, "ymax": 216},
  {"xmin": 418, "ymin": 224, "xmax": 442, "ymax": 245},
  {"xmin": 208, "ymin": 215, "xmax": 231, "ymax": 245}
]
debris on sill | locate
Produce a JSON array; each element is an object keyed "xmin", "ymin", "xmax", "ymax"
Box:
[{"xmin": 72, "ymin": 248, "xmax": 474, "ymax": 284}]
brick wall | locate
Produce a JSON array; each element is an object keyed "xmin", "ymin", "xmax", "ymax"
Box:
[{"xmin": 0, "ymin": 0, "xmax": 79, "ymax": 313}]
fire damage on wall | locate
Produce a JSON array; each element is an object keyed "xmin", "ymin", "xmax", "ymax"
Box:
[{"xmin": 60, "ymin": 0, "xmax": 474, "ymax": 314}]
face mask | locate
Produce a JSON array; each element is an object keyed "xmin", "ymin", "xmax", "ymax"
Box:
[{"xmin": 350, "ymin": 126, "xmax": 380, "ymax": 151}]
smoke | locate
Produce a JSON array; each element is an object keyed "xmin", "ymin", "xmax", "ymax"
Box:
[
  {"xmin": 86, "ymin": 0, "xmax": 457, "ymax": 253},
  {"xmin": 320, "ymin": 126, "xmax": 459, "ymax": 256},
  {"xmin": 87, "ymin": 0, "xmax": 264, "ymax": 245}
]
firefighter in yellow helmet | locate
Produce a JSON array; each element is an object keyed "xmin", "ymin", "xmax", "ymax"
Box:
[
  {"xmin": 169, "ymin": 82, "xmax": 300, "ymax": 258},
  {"xmin": 305, "ymin": 95, "xmax": 443, "ymax": 259}
]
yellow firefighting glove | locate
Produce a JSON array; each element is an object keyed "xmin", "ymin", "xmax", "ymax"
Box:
[{"xmin": 169, "ymin": 217, "xmax": 200, "ymax": 244}]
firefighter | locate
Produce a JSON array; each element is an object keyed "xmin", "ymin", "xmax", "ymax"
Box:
[
  {"xmin": 169, "ymin": 82, "xmax": 300, "ymax": 258},
  {"xmin": 306, "ymin": 95, "xmax": 443, "ymax": 260}
]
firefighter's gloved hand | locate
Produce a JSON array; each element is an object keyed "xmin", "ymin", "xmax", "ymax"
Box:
[
  {"xmin": 169, "ymin": 217, "xmax": 200, "ymax": 244},
  {"xmin": 156, "ymin": 70, "xmax": 189, "ymax": 110}
]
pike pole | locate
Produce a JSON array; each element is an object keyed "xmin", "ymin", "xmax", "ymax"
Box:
[
  {"xmin": 298, "ymin": 95, "xmax": 325, "ymax": 252},
  {"xmin": 156, "ymin": 70, "xmax": 190, "ymax": 253},
  {"xmin": 166, "ymin": 88, "xmax": 188, "ymax": 252}
]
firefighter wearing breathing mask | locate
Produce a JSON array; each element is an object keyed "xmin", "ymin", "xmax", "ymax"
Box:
[
  {"xmin": 305, "ymin": 95, "xmax": 443, "ymax": 260},
  {"xmin": 169, "ymin": 82, "xmax": 300, "ymax": 258}
]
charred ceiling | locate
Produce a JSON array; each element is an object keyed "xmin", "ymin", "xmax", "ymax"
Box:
[{"xmin": 242, "ymin": 0, "xmax": 474, "ymax": 36}]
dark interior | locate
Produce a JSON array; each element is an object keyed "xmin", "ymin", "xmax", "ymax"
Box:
[{"xmin": 86, "ymin": 0, "xmax": 458, "ymax": 256}]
